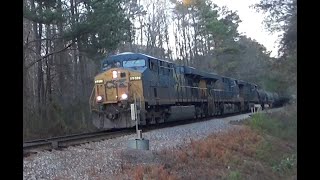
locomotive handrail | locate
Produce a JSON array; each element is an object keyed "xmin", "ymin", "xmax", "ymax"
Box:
[{"xmin": 179, "ymin": 85, "xmax": 207, "ymax": 90}]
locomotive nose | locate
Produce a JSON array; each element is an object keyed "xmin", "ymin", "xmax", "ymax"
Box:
[{"xmin": 103, "ymin": 68, "xmax": 129, "ymax": 102}]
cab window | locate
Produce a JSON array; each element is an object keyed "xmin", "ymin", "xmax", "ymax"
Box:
[{"xmin": 123, "ymin": 59, "xmax": 146, "ymax": 68}]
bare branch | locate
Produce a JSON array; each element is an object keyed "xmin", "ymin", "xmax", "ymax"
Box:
[
  {"xmin": 25, "ymin": 42, "xmax": 74, "ymax": 70},
  {"xmin": 25, "ymin": 34, "xmax": 61, "ymax": 45},
  {"xmin": 26, "ymin": 46, "xmax": 40, "ymax": 57}
]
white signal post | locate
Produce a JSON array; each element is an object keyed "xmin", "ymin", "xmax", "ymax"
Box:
[
  {"xmin": 127, "ymin": 93, "xmax": 149, "ymax": 150},
  {"xmin": 131, "ymin": 93, "xmax": 141, "ymax": 139}
]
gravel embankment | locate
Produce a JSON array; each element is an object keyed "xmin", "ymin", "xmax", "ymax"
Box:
[{"xmin": 23, "ymin": 110, "xmax": 279, "ymax": 180}]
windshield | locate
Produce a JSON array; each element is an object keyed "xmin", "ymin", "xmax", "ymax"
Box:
[
  {"xmin": 123, "ymin": 59, "xmax": 145, "ymax": 68},
  {"xmin": 102, "ymin": 61, "xmax": 121, "ymax": 71}
]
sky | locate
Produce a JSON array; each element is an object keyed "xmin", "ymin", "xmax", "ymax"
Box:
[{"xmin": 211, "ymin": 0, "xmax": 282, "ymax": 57}]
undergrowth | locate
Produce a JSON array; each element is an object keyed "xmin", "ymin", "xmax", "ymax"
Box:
[{"xmin": 115, "ymin": 104, "xmax": 297, "ymax": 180}]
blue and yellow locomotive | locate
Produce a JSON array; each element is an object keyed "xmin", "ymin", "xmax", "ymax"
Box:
[{"xmin": 89, "ymin": 52, "xmax": 284, "ymax": 129}]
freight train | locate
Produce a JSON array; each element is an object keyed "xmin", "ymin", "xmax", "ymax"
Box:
[{"xmin": 89, "ymin": 52, "xmax": 288, "ymax": 129}]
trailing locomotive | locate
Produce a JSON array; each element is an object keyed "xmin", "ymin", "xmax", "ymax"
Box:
[{"xmin": 89, "ymin": 52, "xmax": 286, "ymax": 130}]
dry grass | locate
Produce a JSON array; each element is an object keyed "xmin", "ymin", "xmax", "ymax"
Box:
[
  {"xmin": 117, "ymin": 104, "xmax": 297, "ymax": 180},
  {"xmin": 118, "ymin": 164, "xmax": 178, "ymax": 180},
  {"xmin": 119, "ymin": 128, "xmax": 266, "ymax": 180}
]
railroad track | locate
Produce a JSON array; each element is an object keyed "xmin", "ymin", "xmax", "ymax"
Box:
[
  {"xmin": 23, "ymin": 115, "xmax": 223, "ymax": 156},
  {"xmin": 23, "ymin": 129, "xmax": 135, "ymax": 156},
  {"xmin": 23, "ymin": 107, "xmax": 282, "ymax": 157}
]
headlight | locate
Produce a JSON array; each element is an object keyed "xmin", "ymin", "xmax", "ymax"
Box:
[
  {"xmin": 120, "ymin": 93, "xmax": 128, "ymax": 100},
  {"xmin": 112, "ymin": 70, "xmax": 118, "ymax": 79},
  {"xmin": 129, "ymin": 76, "xmax": 141, "ymax": 80},
  {"xmin": 96, "ymin": 96, "xmax": 102, "ymax": 102},
  {"xmin": 95, "ymin": 79, "xmax": 103, "ymax": 84}
]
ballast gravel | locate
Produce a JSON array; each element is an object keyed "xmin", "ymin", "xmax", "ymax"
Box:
[{"xmin": 23, "ymin": 111, "xmax": 272, "ymax": 180}]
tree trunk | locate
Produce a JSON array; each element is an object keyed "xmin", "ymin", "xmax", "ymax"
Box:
[
  {"xmin": 31, "ymin": 0, "xmax": 45, "ymax": 116},
  {"xmin": 45, "ymin": 24, "xmax": 52, "ymax": 103},
  {"xmin": 71, "ymin": 0, "xmax": 78, "ymax": 99}
]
